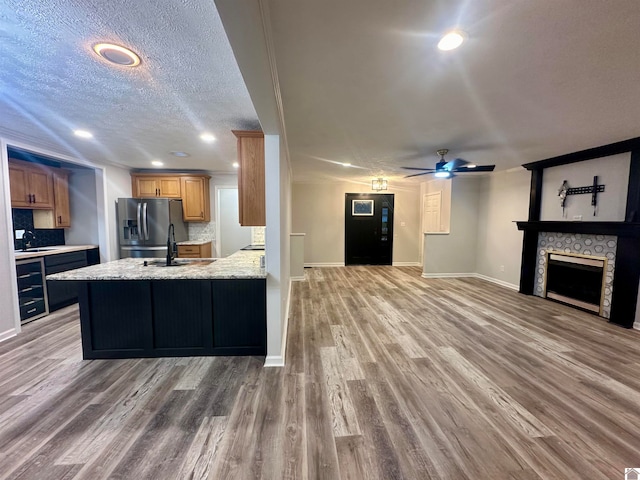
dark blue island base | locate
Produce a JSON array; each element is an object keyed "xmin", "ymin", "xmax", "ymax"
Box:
[{"xmin": 76, "ymin": 279, "xmax": 266, "ymax": 359}]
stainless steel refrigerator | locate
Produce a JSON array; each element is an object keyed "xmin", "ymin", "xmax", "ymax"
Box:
[{"xmin": 117, "ymin": 198, "xmax": 187, "ymax": 258}]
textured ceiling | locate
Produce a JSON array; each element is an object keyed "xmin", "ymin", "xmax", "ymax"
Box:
[
  {"xmin": 2, "ymin": 1, "xmax": 640, "ymax": 184},
  {"xmin": 267, "ymin": 0, "xmax": 640, "ymax": 183},
  {"xmin": 0, "ymin": 0, "xmax": 259, "ymax": 172}
]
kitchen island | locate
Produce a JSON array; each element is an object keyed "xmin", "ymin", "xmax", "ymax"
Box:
[{"xmin": 47, "ymin": 250, "xmax": 266, "ymax": 359}]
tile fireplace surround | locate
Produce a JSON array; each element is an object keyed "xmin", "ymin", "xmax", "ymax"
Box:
[{"xmin": 534, "ymin": 232, "xmax": 616, "ymax": 318}]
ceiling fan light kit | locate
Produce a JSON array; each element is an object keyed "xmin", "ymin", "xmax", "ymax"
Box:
[{"xmin": 402, "ymin": 148, "xmax": 495, "ymax": 178}]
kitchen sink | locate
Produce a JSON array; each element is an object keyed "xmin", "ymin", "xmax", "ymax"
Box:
[{"xmin": 147, "ymin": 259, "xmax": 216, "ymax": 267}]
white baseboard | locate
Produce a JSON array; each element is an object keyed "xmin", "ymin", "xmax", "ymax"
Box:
[
  {"xmin": 264, "ymin": 279, "xmax": 292, "ymax": 368},
  {"xmin": 392, "ymin": 262, "xmax": 422, "ymax": 266},
  {"xmin": 291, "ymin": 275, "xmax": 305, "ymax": 281},
  {"xmin": 421, "ymin": 272, "xmax": 519, "ymax": 291},
  {"xmin": 0, "ymin": 328, "xmax": 17, "ymax": 343},
  {"xmin": 421, "ymin": 272, "xmax": 475, "ymax": 279},
  {"xmin": 474, "ymin": 273, "xmax": 519, "ymax": 291},
  {"xmin": 633, "ymin": 322, "xmax": 640, "ymax": 331},
  {"xmin": 304, "ymin": 263, "xmax": 344, "ymax": 267}
]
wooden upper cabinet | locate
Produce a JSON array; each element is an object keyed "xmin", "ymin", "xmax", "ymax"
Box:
[
  {"xmin": 131, "ymin": 172, "xmax": 210, "ymax": 222},
  {"xmin": 132, "ymin": 175, "xmax": 181, "ymax": 198},
  {"xmin": 233, "ymin": 130, "xmax": 265, "ymax": 226},
  {"xmin": 8, "ymin": 159, "xmax": 55, "ymax": 209},
  {"xmin": 53, "ymin": 170, "xmax": 71, "ymax": 227},
  {"xmin": 180, "ymin": 176, "xmax": 210, "ymax": 222}
]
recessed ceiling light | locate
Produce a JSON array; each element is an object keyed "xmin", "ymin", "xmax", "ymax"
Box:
[
  {"xmin": 200, "ymin": 133, "xmax": 216, "ymax": 143},
  {"xmin": 342, "ymin": 162, "xmax": 351, "ymax": 167},
  {"xmin": 232, "ymin": 162, "xmax": 239, "ymax": 168},
  {"xmin": 170, "ymin": 151, "xmax": 190, "ymax": 157},
  {"xmin": 151, "ymin": 160, "xmax": 164, "ymax": 167},
  {"xmin": 73, "ymin": 129, "xmax": 93, "ymax": 139},
  {"xmin": 93, "ymin": 43, "xmax": 141, "ymax": 67},
  {"xmin": 438, "ymin": 30, "xmax": 465, "ymax": 51}
]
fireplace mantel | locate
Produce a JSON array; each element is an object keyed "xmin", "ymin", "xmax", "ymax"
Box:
[{"xmin": 516, "ymin": 221, "xmax": 640, "ymax": 237}]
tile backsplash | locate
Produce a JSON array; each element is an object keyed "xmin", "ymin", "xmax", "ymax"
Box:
[
  {"xmin": 12, "ymin": 209, "xmax": 65, "ymax": 250},
  {"xmin": 188, "ymin": 221, "xmax": 216, "ymax": 243},
  {"xmin": 251, "ymin": 226, "xmax": 265, "ymax": 245}
]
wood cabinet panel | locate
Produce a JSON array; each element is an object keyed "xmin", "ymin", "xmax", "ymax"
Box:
[
  {"xmin": 177, "ymin": 242, "xmax": 212, "ymax": 258},
  {"xmin": 132, "ymin": 175, "xmax": 182, "ymax": 198},
  {"xmin": 233, "ymin": 130, "xmax": 265, "ymax": 226},
  {"xmin": 53, "ymin": 170, "xmax": 71, "ymax": 227},
  {"xmin": 131, "ymin": 173, "xmax": 210, "ymax": 222},
  {"xmin": 180, "ymin": 176, "xmax": 210, "ymax": 221},
  {"xmin": 134, "ymin": 177, "xmax": 159, "ymax": 197},
  {"xmin": 8, "ymin": 160, "xmax": 54, "ymax": 209},
  {"xmin": 159, "ymin": 178, "xmax": 181, "ymax": 197}
]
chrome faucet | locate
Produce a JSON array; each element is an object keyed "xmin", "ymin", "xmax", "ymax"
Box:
[
  {"xmin": 22, "ymin": 230, "xmax": 35, "ymax": 251},
  {"xmin": 166, "ymin": 223, "xmax": 177, "ymax": 266}
]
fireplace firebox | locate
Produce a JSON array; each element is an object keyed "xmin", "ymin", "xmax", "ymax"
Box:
[{"xmin": 544, "ymin": 252, "xmax": 606, "ymax": 314}]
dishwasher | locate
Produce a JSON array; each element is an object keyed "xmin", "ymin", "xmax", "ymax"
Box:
[{"xmin": 16, "ymin": 258, "xmax": 49, "ymax": 323}]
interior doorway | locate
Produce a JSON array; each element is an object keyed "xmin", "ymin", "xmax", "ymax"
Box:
[
  {"xmin": 216, "ymin": 186, "xmax": 252, "ymax": 257},
  {"xmin": 345, "ymin": 193, "xmax": 394, "ymax": 265}
]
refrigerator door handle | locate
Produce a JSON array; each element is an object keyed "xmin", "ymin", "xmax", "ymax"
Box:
[
  {"xmin": 136, "ymin": 202, "xmax": 142, "ymax": 239},
  {"xmin": 143, "ymin": 202, "xmax": 149, "ymax": 240}
]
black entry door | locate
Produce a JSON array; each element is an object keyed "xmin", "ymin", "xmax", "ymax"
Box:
[{"xmin": 345, "ymin": 193, "xmax": 394, "ymax": 265}]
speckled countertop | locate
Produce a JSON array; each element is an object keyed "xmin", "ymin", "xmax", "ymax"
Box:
[
  {"xmin": 14, "ymin": 245, "xmax": 98, "ymax": 260},
  {"xmin": 176, "ymin": 240, "xmax": 211, "ymax": 246},
  {"xmin": 47, "ymin": 250, "xmax": 266, "ymax": 280}
]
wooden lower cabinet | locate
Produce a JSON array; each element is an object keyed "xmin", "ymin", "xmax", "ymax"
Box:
[
  {"xmin": 177, "ymin": 242, "xmax": 212, "ymax": 258},
  {"xmin": 76, "ymin": 278, "xmax": 266, "ymax": 359}
]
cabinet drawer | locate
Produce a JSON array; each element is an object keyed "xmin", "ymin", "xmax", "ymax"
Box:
[
  {"xmin": 45, "ymin": 251, "xmax": 87, "ymax": 268},
  {"xmin": 20, "ymin": 299, "xmax": 47, "ymax": 320},
  {"xmin": 178, "ymin": 245, "xmax": 200, "ymax": 254}
]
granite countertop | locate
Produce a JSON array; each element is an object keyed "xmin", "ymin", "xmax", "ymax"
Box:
[
  {"xmin": 47, "ymin": 250, "xmax": 266, "ymax": 281},
  {"xmin": 14, "ymin": 245, "xmax": 99, "ymax": 260},
  {"xmin": 177, "ymin": 240, "xmax": 212, "ymax": 246}
]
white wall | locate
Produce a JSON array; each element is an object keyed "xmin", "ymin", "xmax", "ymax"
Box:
[
  {"xmin": 475, "ymin": 168, "xmax": 530, "ymax": 287},
  {"xmin": 0, "ymin": 139, "xmax": 20, "ymax": 340},
  {"xmin": 65, "ymin": 168, "xmax": 99, "ymax": 246},
  {"xmin": 292, "ymin": 181, "xmax": 421, "ymax": 265},
  {"xmin": 423, "ymin": 177, "xmax": 480, "ymax": 275},
  {"xmin": 264, "ymin": 134, "xmax": 291, "ymax": 366},
  {"xmin": 100, "ymin": 164, "xmax": 132, "ymax": 261},
  {"xmin": 540, "ymin": 153, "xmax": 630, "ymax": 221}
]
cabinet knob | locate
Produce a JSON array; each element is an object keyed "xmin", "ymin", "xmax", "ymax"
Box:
[
  {"xmin": 58, "ymin": 216, "xmax": 62, "ymax": 224},
  {"xmin": 32, "ymin": 194, "xmax": 36, "ymax": 203},
  {"xmin": 201, "ymin": 211, "xmax": 204, "ymax": 218}
]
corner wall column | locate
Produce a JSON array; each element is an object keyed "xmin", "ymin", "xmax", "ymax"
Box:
[{"xmin": 519, "ymin": 169, "xmax": 543, "ymax": 294}]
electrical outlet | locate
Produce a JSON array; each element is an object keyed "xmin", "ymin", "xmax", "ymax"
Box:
[
  {"xmin": 15, "ymin": 229, "xmax": 25, "ymax": 240},
  {"xmin": 400, "ymin": 222, "xmax": 406, "ymax": 227},
  {"xmin": 500, "ymin": 265, "xmax": 505, "ymax": 272},
  {"xmin": 573, "ymin": 215, "xmax": 582, "ymax": 221}
]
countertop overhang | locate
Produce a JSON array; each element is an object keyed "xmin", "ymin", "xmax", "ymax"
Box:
[{"xmin": 47, "ymin": 250, "xmax": 266, "ymax": 280}]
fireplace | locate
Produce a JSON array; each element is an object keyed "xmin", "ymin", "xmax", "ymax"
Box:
[
  {"xmin": 544, "ymin": 252, "xmax": 606, "ymax": 314},
  {"xmin": 533, "ymin": 232, "xmax": 616, "ymax": 318}
]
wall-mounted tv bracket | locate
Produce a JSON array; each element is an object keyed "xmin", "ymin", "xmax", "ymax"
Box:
[{"xmin": 558, "ymin": 176, "xmax": 605, "ymax": 216}]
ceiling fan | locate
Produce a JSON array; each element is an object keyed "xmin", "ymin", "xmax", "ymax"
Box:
[{"xmin": 402, "ymin": 149, "xmax": 495, "ymax": 178}]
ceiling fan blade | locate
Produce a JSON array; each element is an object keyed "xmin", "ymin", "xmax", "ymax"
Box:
[
  {"xmin": 453, "ymin": 164, "xmax": 495, "ymax": 173},
  {"xmin": 444, "ymin": 158, "xmax": 468, "ymax": 170},
  {"xmin": 402, "ymin": 166, "xmax": 436, "ymax": 171},
  {"xmin": 404, "ymin": 171, "xmax": 434, "ymax": 178}
]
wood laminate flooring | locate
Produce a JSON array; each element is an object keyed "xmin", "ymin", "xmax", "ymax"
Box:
[{"xmin": 1, "ymin": 266, "xmax": 639, "ymax": 479}]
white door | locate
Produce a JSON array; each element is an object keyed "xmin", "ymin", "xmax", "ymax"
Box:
[
  {"xmin": 217, "ymin": 188, "xmax": 252, "ymax": 257},
  {"xmin": 423, "ymin": 192, "xmax": 442, "ymax": 233}
]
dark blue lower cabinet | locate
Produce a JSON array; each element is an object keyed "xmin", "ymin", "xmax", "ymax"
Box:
[{"xmin": 78, "ymin": 279, "xmax": 266, "ymax": 359}]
